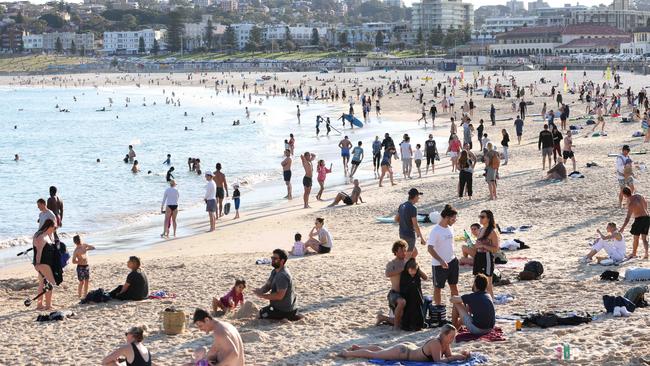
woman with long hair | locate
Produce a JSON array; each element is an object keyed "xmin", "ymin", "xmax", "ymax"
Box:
[
  {"xmin": 161, "ymin": 179, "xmax": 179, "ymax": 238},
  {"xmin": 447, "ymin": 134, "xmax": 461, "ymax": 173},
  {"xmin": 379, "ymin": 147, "xmax": 396, "ymax": 187},
  {"xmin": 315, "ymin": 159, "xmax": 332, "ymax": 201},
  {"xmin": 33, "ymin": 219, "xmax": 57, "ymax": 310},
  {"xmin": 473, "ymin": 210, "xmax": 500, "ymax": 299},
  {"xmin": 457, "ymin": 150, "xmax": 475, "ymax": 199}
]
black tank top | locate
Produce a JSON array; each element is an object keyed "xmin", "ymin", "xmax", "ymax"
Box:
[{"xmin": 126, "ymin": 343, "xmax": 151, "ymax": 366}]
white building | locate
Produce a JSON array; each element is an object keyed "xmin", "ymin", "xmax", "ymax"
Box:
[
  {"xmin": 474, "ymin": 16, "xmax": 538, "ymax": 40},
  {"xmin": 193, "ymin": 0, "xmax": 212, "ymax": 7},
  {"xmin": 412, "ymin": 0, "xmax": 473, "ymax": 32},
  {"xmin": 184, "ymin": 15, "xmax": 226, "ymax": 50},
  {"xmin": 384, "ymin": 0, "xmax": 403, "ymax": 7},
  {"xmin": 41, "ymin": 32, "xmax": 94, "ymax": 52},
  {"xmin": 264, "ymin": 25, "xmax": 328, "ymax": 46},
  {"xmin": 22, "ymin": 33, "xmax": 42, "ymax": 50},
  {"xmin": 103, "ymin": 29, "xmax": 165, "ymax": 54},
  {"xmin": 621, "ymin": 27, "xmax": 650, "ymax": 55}
]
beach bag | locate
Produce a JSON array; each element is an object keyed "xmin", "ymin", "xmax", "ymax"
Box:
[
  {"xmin": 624, "ymin": 286, "xmax": 649, "ymax": 307},
  {"xmin": 490, "ymin": 153, "xmax": 500, "ymax": 169},
  {"xmin": 600, "ymin": 270, "xmax": 619, "ymax": 281},
  {"xmin": 524, "ymin": 261, "xmax": 544, "ymax": 277},
  {"xmin": 494, "ymin": 251, "xmax": 508, "ymax": 265},
  {"xmin": 426, "ymin": 304, "xmax": 447, "ymax": 328},
  {"xmin": 162, "ymin": 308, "xmax": 186, "ymax": 335},
  {"xmin": 56, "ymin": 241, "xmax": 70, "ymax": 269}
]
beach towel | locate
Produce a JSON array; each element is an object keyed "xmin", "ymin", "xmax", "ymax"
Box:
[
  {"xmin": 624, "ymin": 268, "xmax": 650, "ymax": 282},
  {"xmin": 455, "ymin": 327, "xmax": 505, "ymax": 343},
  {"xmin": 494, "ymin": 294, "xmax": 515, "ymax": 305},
  {"xmin": 80, "ymin": 288, "xmax": 111, "ymax": 304},
  {"xmin": 148, "ymin": 290, "xmax": 177, "ymax": 299},
  {"xmin": 522, "ymin": 312, "xmax": 591, "ymax": 328},
  {"xmin": 368, "ymin": 353, "xmax": 489, "ymax": 366},
  {"xmin": 36, "ymin": 310, "xmax": 76, "ymax": 322}
]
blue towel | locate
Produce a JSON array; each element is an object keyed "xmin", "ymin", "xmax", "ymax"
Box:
[{"xmin": 369, "ymin": 353, "xmax": 488, "ymax": 366}]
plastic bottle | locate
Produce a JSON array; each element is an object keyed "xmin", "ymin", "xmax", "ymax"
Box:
[
  {"xmin": 463, "ymin": 230, "xmax": 474, "ymax": 247},
  {"xmin": 563, "ymin": 343, "xmax": 571, "ymax": 360},
  {"xmin": 515, "ymin": 320, "xmax": 522, "ymax": 331},
  {"xmin": 556, "ymin": 345, "xmax": 563, "ymax": 360}
]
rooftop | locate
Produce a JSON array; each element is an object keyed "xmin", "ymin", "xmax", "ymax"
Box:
[{"xmin": 555, "ymin": 36, "xmax": 631, "ymax": 48}]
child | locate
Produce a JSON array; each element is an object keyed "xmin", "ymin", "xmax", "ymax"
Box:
[
  {"xmin": 460, "ymin": 223, "xmax": 481, "ymax": 266},
  {"xmin": 413, "ymin": 144, "xmax": 423, "ymax": 178},
  {"xmin": 233, "ymin": 184, "xmax": 241, "ymax": 219},
  {"xmin": 72, "ymin": 235, "xmax": 95, "ymax": 299},
  {"xmin": 290, "ymin": 233, "xmax": 305, "ymax": 256},
  {"xmin": 212, "ymin": 279, "xmax": 245, "ymax": 314}
]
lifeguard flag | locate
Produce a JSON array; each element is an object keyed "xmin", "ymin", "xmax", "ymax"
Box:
[{"xmin": 606, "ymin": 66, "xmax": 611, "ymax": 80}]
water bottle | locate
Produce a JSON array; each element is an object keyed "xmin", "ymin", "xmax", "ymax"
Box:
[
  {"xmin": 463, "ymin": 229, "xmax": 474, "ymax": 247},
  {"xmin": 515, "ymin": 320, "xmax": 522, "ymax": 331},
  {"xmin": 563, "ymin": 343, "xmax": 571, "ymax": 360},
  {"xmin": 556, "ymin": 346, "xmax": 563, "ymax": 360}
]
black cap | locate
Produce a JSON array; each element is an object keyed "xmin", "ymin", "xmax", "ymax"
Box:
[
  {"xmin": 408, "ymin": 188, "xmax": 423, "ymax": 198},
  {"xmin": 622, "ymin": 144, "xmax": 630, "ymax": 151}
]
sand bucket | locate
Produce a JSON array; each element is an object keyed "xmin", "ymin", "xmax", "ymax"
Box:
[{"xmin": 161, "ymin": 309, "xmax": 186, "ymax": 335}]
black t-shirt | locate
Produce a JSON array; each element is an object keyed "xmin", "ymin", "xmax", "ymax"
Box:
[
  {"xmin": 425, "ymin": 140, "xmax": 437, "ymax": 155},
  {"xmin": 538, "ymin": 130, "xmax": 553, "ymax": 149},
  {"xmin": 126, "ymin": 270, "xmax": 149, "ymax": 300},
  {"xmin": 461, "ymin": 291, "xmax": 495, "ymax": 329}
]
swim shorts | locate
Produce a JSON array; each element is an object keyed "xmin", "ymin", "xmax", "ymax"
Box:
[
  {"xmin": 387, "ymin": 290, "xmax": 403, "ymax": 309},
  {"xmin": 631, "ymin": 216, "xmax": 650, "ymax": 236},
  {"xmin": 216, "ymin": 187, "xmax": 225, "ymax": 199},
  {"xmin": 76, "ymin": 265, "xmax": 90, "ymax": 281},
  {"xmin": 234, "ymin": 198, "xmax": 240, "ymax": 210},
  {"xmin": 542, "ymin": 147, "xmax": 553, "ymax": 158},
  {"xmin": 318, "ymin": 245, "xmax": 331, "ymax": 254},
  {"xmin": 473, "ymin": 251, "xmax": 495, "ymax": 277},
  {"xmin": 562, "ymin": 151, "xmax": 574, "ymax": 160},
  {"xmin": 302, "ymin": 176, "xmax": 312, "ymax": 187},
  {"xmin": 283, "ymin": 170, "xmax": 292, "ymax": 182},
  {"xmin": 400, "ymin": 236, "xmax": 416, "ymax": 252},
  {"xmin": 432, "ymin": 258, "xmax": 459, "ymax": 289},
  {"xmin": 206, "ymin": 199, "xmax": 216, "ymax": 212},
  {"xmin": 618, "ymin": 177, "xmax": 634, "ymax": 188},
  {"xmin": 351, "ymin": 160, "xmax": 361, "ymax": 166},
  {"xmin": 485, "ymin": 167, "xmax": 497, "ymax": 182},
  {"xmin": 342, "ymin": 193, "xmax": 353, "ymax": 205}
]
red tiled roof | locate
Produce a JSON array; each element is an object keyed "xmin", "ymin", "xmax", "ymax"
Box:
[{"xmin": 555, "ymin": 36, "xmax": 631, "ymax": 48}]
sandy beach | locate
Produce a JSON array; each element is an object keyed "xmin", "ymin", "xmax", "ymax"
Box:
[{"xmin": 1, "ymin": 69, "xmax": 650, "ymax": 365}]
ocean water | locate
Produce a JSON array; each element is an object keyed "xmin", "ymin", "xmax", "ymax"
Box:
[{"xmin": 0, "ymin": 84, "xmax": 447, "ymax": 261}]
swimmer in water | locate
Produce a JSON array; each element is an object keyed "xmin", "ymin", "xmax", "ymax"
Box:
[
  {"xmin": 96, "ymin": 158, "xmax": 101, "ymax": 163},
  {"xmin": 14, "ymin": 154, "xmax": 19, "ymax": 161},
  {"xmin": 163, "ymin": 154, "xmax": 171, "ymax": 165},
  {"xmin": 132, "ymin": 160, "xmax": 140, "ymax": 173}
]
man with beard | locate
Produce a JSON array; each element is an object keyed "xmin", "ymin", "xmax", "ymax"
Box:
[{"xmin": 254, "ymin": 249, "xmax": 302, "ymax": 321}]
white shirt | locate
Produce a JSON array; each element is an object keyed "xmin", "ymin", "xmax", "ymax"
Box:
[
  {"xmin": 414, "ymin": 149, "xmax": 423, "ymax": 160},
  {"xmin": 162, "ymin": 187, "xmax": 179, "ymax": 206},
  {"xmin": 205, "ymin": 180, "xmax": 216, "ymax": 200},
  {"xmin": 319, "ymin": 227, "xmax": 333, "ymax": 248},
  {"xmin": 427, "ymin": 224, "xmax": 456, "ymax": 266},
  {"xmin": 616, "ymin": 154, "xmax": 631, "ymax": 178},
  {"xmin": 400, "ymin": 142, "xmax": 412, "ymax": 159},
  {"xmin": 292, "ymin": 241, "xmax": 305, "ymax": 256}
]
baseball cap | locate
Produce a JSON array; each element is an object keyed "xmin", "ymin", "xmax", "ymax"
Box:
[
  {"xmin": 205, "ymin": 171, "xmax": 214, "ymax": 176},
  {"xmin": 408, "ymin": 188, "xmax": 423, "ymax": 198}
]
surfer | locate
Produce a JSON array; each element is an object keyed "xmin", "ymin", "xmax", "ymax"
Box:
[{"xmin": 326, "ymin": 118, "xmax": 332, "ymax": 135}]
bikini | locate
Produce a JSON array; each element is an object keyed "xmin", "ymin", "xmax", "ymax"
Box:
[{"xmin": 419, "ymin": 339, "xmax": 435, "ymax": 362}]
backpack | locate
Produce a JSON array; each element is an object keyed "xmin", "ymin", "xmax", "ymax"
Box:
[
  {"xmin": 524, "ymin": 261, "xmax": 544, "ymax": 278},
  {"xmin": 494, "ymin": 251, "xmax": 508, "ymax": 265},
  {"xmin": 56, "ymin": 241, "xmax": 70, "ymax": 269},
  {"xmin": 489, "ymin": 152, "xmax": 501, "ymax": 169},
  {"xmin": 600, "ymin": 270, "xmax": 619, "ymax": 281}
]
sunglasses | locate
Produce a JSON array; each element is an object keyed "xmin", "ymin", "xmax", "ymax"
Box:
[{"xmin": 478, "ymin": 215, "xmax": 487, "ymax": 219}]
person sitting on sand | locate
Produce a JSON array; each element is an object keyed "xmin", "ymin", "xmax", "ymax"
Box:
[
  {"xmin": 450, "ymin": 274, "xmax": 495, "ymax": 336},
  {"xmin": 377, "ymin": 240, "xmax": 410, "ymax": 329},
  {"xmin": 460, "ymin": 223, "xmax": 481, "ymax": 266},
  {"xmin": 212, "ymin": 279, "xmax": 246, "ymax": 314},
  {"xmin": 289, "ymin": 233, "xmax": 305, "ymax": 256},
  {"xmin": 102, "ymin": 326, "xmax": 151, "ymax": 366},
  {"xmin": 378, "ymin": 257, "xmax": 428, "ymax": 331},
  {"xmin": 328, "ymin": 179, "xmax": 363, "ymax": 207},
  {"xmin": 254, "ymin": 249, "xmax": 301, "ymax": 320},
  {"xmin": 340, "ymin": 323, "xmax": 469, "ymax": 362},
  {"xmin": 191, "ymin": 309, "xmax": 245, "ymax": 365},
  {"xmin": 109, "ymin": 256, "xmax": 149, "ymax": 301},
  {"xmin": 545, "ymin": 161, "xmax": 567, "ymax": 180},
  {"xmin": 580, "ymin": 223, "xmax": 626, "ymax": 264},
  {"xmin": 304, "ymin": 217, "xmax": 333, "ymax": 254}
]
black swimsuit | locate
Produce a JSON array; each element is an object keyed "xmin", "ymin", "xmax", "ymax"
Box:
[
  {"xmin": 420, "ymin": 340, "xmax": 434, "ymax": 362},
  {"xmin": 126, "ymin": 343, "xmax": 151, "ymax": 366}
]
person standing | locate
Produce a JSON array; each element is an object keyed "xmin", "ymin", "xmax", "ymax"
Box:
[
  {"xmin": 338, "ymin": 136, "xmax": 353, "ymax": 176},
  {"xmin": 484, "ymin": 144, "xmax": 499, "ymax": 200},
  {"xmin": 616, "ymin": 145, "xmax": 634, "ymax": 207},
  {"xmin": 395, "ymin": 188, "xmax": 427, "ymax": 257},
  {"xmin": 379, "ymin": 147, "xmax": 396, "ymax": 187},
  {"xmin": 620, "ymin": 188, "xmax": 649, "ymax": 259},
  {"xmin": 46, "ymin": 186, "xmax": 63, "ymax": 243},
  {"xmin": 519, "ymin": 98, "xmax": 527, "ymax": 121},
  {"xmin": 281, "ymin": 149, "xmax": 292, "ymax": 200},
  {"xmin": 551, "ymin": 126, "xmax": 563, "ymax": 164},
  {"xmin": 350, "ymin": 141, "xmax": 364, "ymax": 179},
  {"xmin": 315, "ymin": 160, "xmax": 332, "ymax": 201},
  {"xmin": 301, "ymin": 152, "xmax": 316, "ymax": 209},
  {"xmin": 32, "ymin": 219, "xmax": 57, "ymax": 310},
  {"xmin": 424, "ymin": 134, "xmax": 438, "ymax": 175},
  {"xmin": 128, "ymin": 145, "xmax": 136, "ymax": 162},
  {"xmin": 254, "ymin": 249, "xmax": 300, "ymax": 320},
  {"xmin": 476, "ymin": 120, "xmax": 485, "ymax": 151},
  {"xmin": 514, "ymin": 115, "xmax": 524, "ymax": 145},
  {"xmin": 430, "ymin": 102, "xmax": 437, "ymax": 127},
  {"xmin": 501, "ymin": 129, "xmax": 510, "ymax": 165},
  {"xmin": 204, "ymin": 171, "xmax": 217, "ymax": 232},
  {"xmin": 538, "ymin": 124, "xmax": 553, "ymax": 170},
  {"xmin": 372, "ymin": 136, "xmax": 382, "ymax": 178},
  {"xmin": 457, "ymin": 151, "xmax": 475, "ymax": 199},
  {"xmin": 474, "ymin": 210, "xmax": 500, "ymax": 298},
  {"xmin": 296, "ymin": 105, "xmax": 301, "ymax": 124},
  {"xmin": 490, "ymin": 104, "xmax": 496, "ymax": 126},
  {"xmin": 427, "ymin": 204, "xmax": 459, "ymax": 306},
  {"xmin": 400, "ymin": 136, "xmax": 413, "ymax": 179},
  {"xmin": 213, "ymin": 163, "xmax": 229, "ymax": 218},
  {"xmin": 37, "ymin": 198, "xmax": 57, "ymax": 242},
  {"xmin": 563, "ymin": 131, "xmax": 576, "ymax": 172},
  {"xmin": 161, "ymin": 180, "xmax": 179, "ymax": 238}
]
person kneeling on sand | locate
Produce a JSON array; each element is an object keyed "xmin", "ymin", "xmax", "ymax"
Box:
[
  {"xmin": 191, "ymin": 308, "xmax": 245, "ymax": 365},
  {"xmin": 304, "ymin": 217, "xmax": 333, "ymax": 254},
  {"xmin": 580, "ymin": 223, "xmax": 626, "ymax": 264},
  {"xmin": 254, "ymin": 249, "xmax": 302, "ymax": 321},
  {"xmin": 328, "ymin": 179, "xmax": 364, "ymax": 207},
  {"xmin": 109, "ymin": 256, "xmax": 149, "ymax": 301},
  {"xmin": 460, "ymin": 223, "xmax": 481, "ymax": 266},
  {"xmin": 102, "ymin": 326, "xmax": 151, "ymax": 365},
  {"xmin": 450, "ymin": 274, "xmax": 495, "ymax": 336},
  {"xmin": 340, "ymin": 324, "xmax": 470, "ymax": 362},
  {"xmin": 545, "ymin": 161, "xmax": 567, "ymax": 181}
]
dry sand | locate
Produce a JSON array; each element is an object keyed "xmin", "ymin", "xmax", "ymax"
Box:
[{"xmin": 1, "ymin": 69, "xmax": 650, "ymax": 365}]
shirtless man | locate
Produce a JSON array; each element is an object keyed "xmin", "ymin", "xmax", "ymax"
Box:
[
  {"xmin": 192, "ymin": 309, "xmax": 245, "ymax": 366},
  {"xmin": 213, "ymin": 163, "xmax": 229, "ymax": 217},
  {"xmin": 281, "ymin": 149, "xmax": 292, "ymax": 200},
  {"xmin": 301, "ymin": 152, "xmax": 316, "ymax": 208},
  {"xmin": 47, "ymin": 186, "xmax": 63, "ymax": 242},
  {"xmin": 620, "ymin": 187, "xmax": 649, "ymax": 259},
  {"xmin": 328, "ymin": 179, "xmax": 364, "ymax": 207},
  {"xmin": 338, "ymin": 136, "xmax": 353, "ymax": 176},
  {"xmin": 128, "ymin": 145, "xmax": 136, "ymax": 162},
  {"xmin": 72, "ymin": 235, "xmax": 95, "ymax": 298},
  {"xmin": 562, "ymin": 130, "xmax": 576, "ymax": 172}
]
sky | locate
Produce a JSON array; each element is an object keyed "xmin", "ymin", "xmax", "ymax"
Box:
[{"xmin": 402, "ymin": 0, "xmax": 610, "ymax": 6}]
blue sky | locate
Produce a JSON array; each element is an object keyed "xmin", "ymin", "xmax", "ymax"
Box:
[{"xmin": 404, "ymin": 0, "xmax": 608, "ymax": 7}]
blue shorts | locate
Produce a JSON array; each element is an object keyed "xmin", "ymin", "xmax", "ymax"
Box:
[
  {"xmin": 234, "ymin": 198, "xmax": 240, "ymax": 210},
  {"xmin": 206, "ymin": 199, "xmax": 216, "ymax": 212},
  {"xmin": 463, "ymin": 314, "xmax": 491, "ymax": 336},
  {"xmin": 341, "ymin": 149, "xmax": 350, "ymax": 157}
]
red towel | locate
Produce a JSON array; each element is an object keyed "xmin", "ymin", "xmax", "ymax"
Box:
[{"xmin": 455, "ymin": 327, "xmax": 506, "ymax": 343}]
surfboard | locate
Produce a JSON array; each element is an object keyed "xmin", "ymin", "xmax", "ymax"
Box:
[
  {"xmin": 343, "ymin": 114, "xmax": 364, "ymax": 128},
  {"xmin": 608, "ymin": 152, "xmax": 646, "ymax": 157},
  {"xmin": 224, "ymin": 202, "xmax": 231, "ymax": 215}
]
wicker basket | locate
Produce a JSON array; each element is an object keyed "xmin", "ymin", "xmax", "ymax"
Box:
[{"xmin": 162, "ymin": 310, "xmax": 186, "ymax": 335}]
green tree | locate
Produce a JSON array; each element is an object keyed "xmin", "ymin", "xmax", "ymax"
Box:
[
  {"xmin": 284, "ymin": 26, "xmax": 292, "ymax": 43},
  {"xmin": 246, "ymin": 26, "xmax": 262, "ymax": 52},
  {"xmin": 55, "ymin": 37, "xmax": 63, "ymax": 54},
  {"xmin": 167, "ymin": 10, "xmax": 185, "ymax": 52},
  {"xmin": 428, "ymin": 25, "xmax": 443, "ymax": 46},
  {"xmin": 375, "ymin": 30, "xmax": 384, "ymax": 48},
  {"xmin": 284, "ymin": 39, "xmax": 296, "ymax": 51},
  {"xmin": 223, "ymin": 25, "xmax": 236, "ymax": 50},
  {"xmin": 121, "ymin": 14, "xmax": 138, "ymax": 30},
  {"xmin": 79, "ymin": 45, "xmax": 85, "ymax": 56},
  {"xmin": 138, "ymin": 36, "xmax": 146, "ymax": 53},
  {"xmin": 354, "ymin": 41, "xmax": 373, "ymax": 52},
  {"xmin": 15, "ymin": 11, "xmax": 24, "ymax": 24},
  {"xmin": 70, "ymin": 39, "xmax": 77, "ymax": 54},
  {"xmin": 416, "ymin": 28, "xmax": 423, "ymax": 48},
  {"xmin": 39, "ymin": 13, "xmax": 65, "ymax": 28},
  {"xmin": 152, "ymin": 38, "xmax": 160, "ymax": 54},
  {"xmin": 338, "ymin": 31, "xmax": 348, "ymax": 47},
  {"xmin": 311, "ymin": 28, "xmax": 320, "ymax": 46},
  {"xmin": 205, "ymin": 19, "xmax": 214, "ymax": 50}
]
